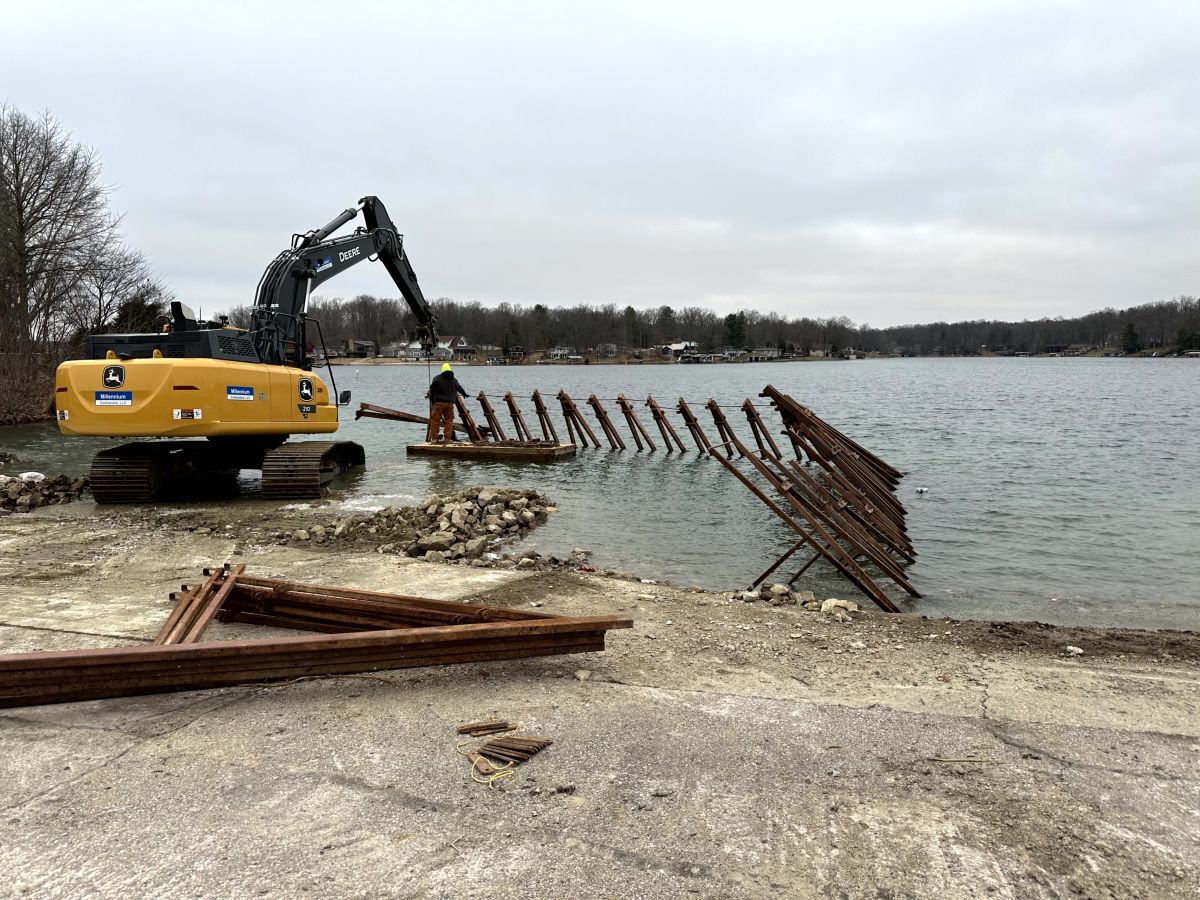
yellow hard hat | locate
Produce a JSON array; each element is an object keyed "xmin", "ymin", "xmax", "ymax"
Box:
[{"xmin": 441, "ymin": 362, "xmax": 452, "ymax": 372}]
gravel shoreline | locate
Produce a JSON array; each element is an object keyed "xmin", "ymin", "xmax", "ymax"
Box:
[{"xmin": 1, "ymin": 492, "xmax": 1197, "ymax": 897}]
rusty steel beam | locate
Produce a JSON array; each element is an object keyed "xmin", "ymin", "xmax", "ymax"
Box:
[
  {"xmin": 156, "ymin": 566, "xmax": 225, "ymax": 644},
  {"xmin": 587, "ymin": 395, "xmax": 626, "ymax": 450},
  {"xmin": 180, "ymin": 563, "xmax": 246, "ymax": 643},
  {"xmin": 230, "ymin": 575, "xmax": 561, "ymax": 622},
  {"xmin": 615, "ymin": 394, "xmax": 655, "ymax": 452},
  {"xmin": 503, "ymin": 392, "xmax": 533, "ymax": 442},
  {"xmin": 704, "ymin": 399, "xmax": 740, "ymax": 459},
  {"xmin": 741, "ymin": 399, "xmax": 783, "ymax": 460},
  {"xmin": 646, "ymin": 395, "xmax": 687, "ymax": 452},
  {"xmin": 557, "ymin": 391, "xmax": 600, "ymax": 448},
  {"xmin": 763, "ymin": 386, "xmax": 903, "ymax": 486},
  {"xmin": 749, "ymin": 539, "xmax": 808, "ymax": 589},
  {"xmin": 476, "ymin": 392, "xmax": 507, "ymax": 441},
  {"xmin": 0, "ymin": 629, "xmax": 618, "ymax": 708},
  {"xmin": 758, "ymin": 458, "xmax": 918, "ymax": 597},
  {"xmin": 724, "ymin": 431, "xmax": 900, "ymax": 611},
  {"xmin": 530, "ymin": 390, "xmax": 560, "ymax": 443},
  {"xmin": 675, "ymin": 398, "xmax": 713, "ymax": 454},
  {"xmin": 455, "ymin": 396, "xmax": 484, "ymax": 442},
  {"xmin": 353, "ymin": 402, "xmax": 469, "ymax": 434}
]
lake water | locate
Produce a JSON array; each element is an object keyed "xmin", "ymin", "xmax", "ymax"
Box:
[{"xmin": 4, "ymin": 358, "xmax": 1198, "ymax": 630}]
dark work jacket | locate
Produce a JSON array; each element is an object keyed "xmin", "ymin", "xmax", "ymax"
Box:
[{"xmin": 429, "ymin": 371, "xmax": 468, "ymax": 404}]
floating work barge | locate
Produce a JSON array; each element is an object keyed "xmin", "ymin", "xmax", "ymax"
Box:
[{"xmin": 406, "ymin": 440, "xmax": 576, "ymax": 460}]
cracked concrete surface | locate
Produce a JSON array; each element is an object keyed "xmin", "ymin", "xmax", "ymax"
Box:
[{"xmin": 1, "ymin": 503, "xmax": 1199, "ymax": 898}]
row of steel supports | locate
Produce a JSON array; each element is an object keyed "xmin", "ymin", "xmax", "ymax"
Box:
[{"xmin": 357, "ymin": 386, "xmax": 916, "ymax": 609}]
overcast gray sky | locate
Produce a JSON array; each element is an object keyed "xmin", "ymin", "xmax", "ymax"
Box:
[{"xmin": 4, "ymin": 0, "xmax": 1197, "ymax": 326}]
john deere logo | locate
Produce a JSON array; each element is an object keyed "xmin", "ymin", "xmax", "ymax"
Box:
[
  {"xmin": 298, "ymin": 378, "xmax": 314, "ymax": 402},
  {"xmin": 102, "ymin": 365, "xmax": 125, "ymax": 388}
]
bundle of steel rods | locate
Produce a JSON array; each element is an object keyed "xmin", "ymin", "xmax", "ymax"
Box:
[{"xmin": 0, "ymin": 570, "xmax": 633, "ymax": 708}]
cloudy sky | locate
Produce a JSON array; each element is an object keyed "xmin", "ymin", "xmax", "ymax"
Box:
[{"xmin": 4, "ymin": 0, "xmax": 1197, "ymax": 326}]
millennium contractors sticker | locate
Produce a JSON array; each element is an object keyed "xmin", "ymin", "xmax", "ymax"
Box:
[
  {"xmin": 95, "ymin": 391, "xmax": 132, "ymax": 406},
  {"xmin": 226, "ymin": 385, "xmax": 255, "ymax": 401}
]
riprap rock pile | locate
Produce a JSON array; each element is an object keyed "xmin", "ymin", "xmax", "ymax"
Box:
[
  {"xmin": 0, "ymin": 473, "xmax": 90, "ymax": 514},
  {"xmin": 284, "ymin": 486, "xmax": 553, "ymax": 562}
]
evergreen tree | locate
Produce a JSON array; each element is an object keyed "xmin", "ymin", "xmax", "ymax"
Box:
[{"xmin": 1120, "ymin": 322, "xmax": 1141, "ymax": 354}]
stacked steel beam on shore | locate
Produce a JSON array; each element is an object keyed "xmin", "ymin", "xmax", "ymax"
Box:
[{"xmin": 0, "ymin": 570, "xmax": 632, "ymax": 708}]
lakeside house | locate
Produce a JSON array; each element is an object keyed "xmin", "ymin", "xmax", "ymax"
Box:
[
  {"xmin": 384, "ymin": 335, "xmax": 476, "ymax": 361},
  {"xmin": 749, "ymin": 347, "xmax": 781, "ymax": 361},
  {"xmin": 660, "ymin": 340, "xmax": 698, "ymax": 358}
]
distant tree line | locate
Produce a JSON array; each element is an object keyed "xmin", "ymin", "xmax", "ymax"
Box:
[
  {"xmin": 285, "ymin": 293, "xmax": 1200, "ymax": 358},
  {"xmin": 0, "ymin": 106, "xmax": 168, "ymax": 424},
  {"xmin": 5, "ymin": 103, "xmax": 1197, "ymax": 424}
]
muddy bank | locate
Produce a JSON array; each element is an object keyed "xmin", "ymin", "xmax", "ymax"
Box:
[{"xmin": 0, "ymin": 497, "xmax": 1198, "ymax": 898}]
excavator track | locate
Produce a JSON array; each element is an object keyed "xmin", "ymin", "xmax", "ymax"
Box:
[
  {"xmin": 88, "ymin": 440, "xmax": 364, "ymax": 503},
  {"xmin": 261, "ymin": 441, "xmax": 365, "ymax": 499},
  {"xmin": 89, "ymin": 445, "xmax": 162, "ymax": 504}
]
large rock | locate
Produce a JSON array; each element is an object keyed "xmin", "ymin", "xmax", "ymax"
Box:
[
  {"xmin": 821, "ymin": 598, "xmax": 860, "ymax": 615},
  {"xmin": 418, "ymin": 531, "xmax": 457, "ymax": 552},
  {"xmin": 478, "ymin": 488, "xmax": 500, "ymax": 506}
]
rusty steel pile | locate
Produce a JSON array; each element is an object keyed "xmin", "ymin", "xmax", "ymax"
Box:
[
  {"xmin": 0, "ymin": 565, "xmax": 633, "ymax": 708},
  {"xmin": 360, "ymin": 384, "xmax": 915, "ymax": 609}
]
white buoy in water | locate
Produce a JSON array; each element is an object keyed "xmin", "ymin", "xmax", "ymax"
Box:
[{"xmin": 915, "ymin": 487, "xmax": 928, "ymax": 494}]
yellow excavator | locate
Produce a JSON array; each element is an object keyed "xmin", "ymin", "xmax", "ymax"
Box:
[{"xmin": 54, "ymin": 196, "xmax": 437, "ymax": 502}]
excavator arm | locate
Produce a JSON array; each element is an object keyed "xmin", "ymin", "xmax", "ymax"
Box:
[{"xmin": 251, "ymin": 196, "xmax": 437, "ymax": 366}]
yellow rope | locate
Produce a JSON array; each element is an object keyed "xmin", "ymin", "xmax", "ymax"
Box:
[{"xmin": 471, "ymin": 756, "xmax": 515, "ymax": 787}]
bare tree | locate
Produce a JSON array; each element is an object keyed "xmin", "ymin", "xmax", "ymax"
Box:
[
  {"xmin": 0, "ymin": 107, "xmax": 116, "ymax": 421},
  {"xmin": 0, "ymin": 106, "xmax": 163, "ymax": 423},
  {"xmin": 66, "ymin": 244, "xmax": 155, "ymax": 336}
]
